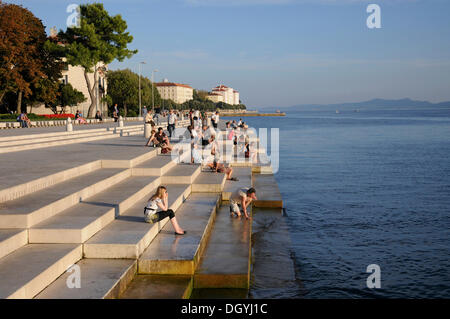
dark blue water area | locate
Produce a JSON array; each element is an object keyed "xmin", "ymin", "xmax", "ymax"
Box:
[{"xmin": 226, "ymin": 106, "xmax": 450, "ymax": 298}]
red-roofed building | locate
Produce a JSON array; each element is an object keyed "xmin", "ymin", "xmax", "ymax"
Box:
[
  {"xmin": 210, "ymin": 84, "xmax": 240, "ymax": 105},
  {"xmin": 155, "ymin": 80, "xmax": 193, "ymax": 104}
]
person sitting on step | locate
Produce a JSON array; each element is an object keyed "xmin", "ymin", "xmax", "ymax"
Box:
[
  {"xmin": 155, "ymin": 127, "xmax": 173, "ymax": 153},
  {"xmin": 207, "ymin": 136, "xmax": 238, "ymax": 181},
  {"xmin": 145, "ymin": 129, "xmax": 158, "ymax": 147},
  {"xmin": 144, "ymin": 186, "xmax": 186, "ymax": 235}
]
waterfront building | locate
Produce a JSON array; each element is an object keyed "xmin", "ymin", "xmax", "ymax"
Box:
[
  {"xmin": 155, "ymin": 80, "xmax": 194, "ymax": 104},
  {"xmin": 211, "ymin": 84, "xmax": 240, "ymax": 105},
  {"xmin": 233, "ymin": 90, "xmax": 240, "ymax": 105}
]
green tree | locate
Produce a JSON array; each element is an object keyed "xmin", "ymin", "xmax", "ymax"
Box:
[
  {"xmin": 58, "ymin": 3, "xmax": 137, "ymax": 118},
  {"xmin": 59, "ymin": 83, "xmax": 86, "ymax": 113},
  {"xmin": 26, "ymin": 39, "xmax": 67, "ymax": 113},
  {"xmin": 193, "ymin": 89, "xmax": 208, "ymax": 102},
  {"xmin": 0, "ymin": 2, "xmax": 47, "ymax": 112},
  {"xmin": 105, "ymin": 69, "xmax": 137, "ymax": 117},
  {"xmin": 106, "ymin": 69, "xmax": 161, "ymax": 116}
]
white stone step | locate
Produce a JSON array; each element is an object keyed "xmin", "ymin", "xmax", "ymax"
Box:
[
  {"xmin": 222, "ymin": 167, "xmax": 252, "ymax": 201},
  {"xmin": 35, "ymin": 259, "xmax": 136, "ymax": 299},
  {"xmin": 0, "ymin": 244, "xmax": 82, "ymax": 299},
  {"xmin": 0, "ymin": 127, "xmax": 108, "ymax": 142},
  {"xmin": 0, "ymin": 229, "xmax": 28, "ymax": 259},
  {"xmin": 28, "ymin": 176, "xmax": 160, "ymax": 244},
  {"xmin": 253, "ymin": 173, "xmax": 283, "ymax": 208},
  {"xmin": 0, "ymin": 168, "xmax": 130, "ymax": 228},
  {"xmin": 194, "ymin": 205, "xmax": 252, "ymax": 289},
  {"xmin": 83, "ymin": 184, "xmax": 191, "ymax": 259},
  {"xmin": 132, "ymin": 155, "xmax": 178, "ymax": 176},
  {"xmin": 0, "ymin": 129, "xmax": 111, "ymax": 147},
  {"xmin": 109, "ymin": 124, "xmax": 143, "ymax": 132},
  {"xmin": 0, "ymin": 160, "xmax": 102, "ymax": 203},
  {"xmin": 29, "ymin": 204, "xmax": 115, "ymax": 244},
  {"xmin": 0, "ymin": 132, "xmax": 118, "ymax": 154},
  {"xmin": 161, "ymin": 164, "xmax": 201, "ymax": 184},
  {"xmin": 138, "ymin": 193, "xmax": 220, "ymax": 275},
  {"xmin": 101, "ymin": 148, "xmax": 158, "ymax": 169},
  {"xmin": 192, "ymin": 171, "xmax": 227, "ymax": 193},
  {"xmin": 120, "ymin": 275, "xmax": 193, "ymax": 299}
]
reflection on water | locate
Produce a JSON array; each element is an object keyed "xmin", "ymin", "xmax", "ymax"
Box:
[{"xmin": 249, "ymin": 208, "xmax": 301, "ymax": 299}]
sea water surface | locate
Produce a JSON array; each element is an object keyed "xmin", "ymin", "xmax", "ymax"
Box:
[{"xmin": 230, "ymin": 105, "xmax": 450, "ymax": 298}]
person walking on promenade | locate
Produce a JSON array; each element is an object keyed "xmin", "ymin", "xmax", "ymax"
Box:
[
  {"xmin": 145, "ymin": 110, "xmax": 155, "ymax": 130},
  {"xmin": 229, "ymin": 187, "xmax": 257, "ymax": 220},
  {"xmin": 211, "ymin": 111, "xmax": 219, "ymax": 130},
  {"xmin": 153, "ymin": 111, "xmax": 160, "ymax": 125},
  {"xmin": 113, "ymin": 104, "xmax": 119, "ymax": 122},
  {"xmin": 144, "ymin": 186, "xmax": 186, "ymax": 235},
  {"xmin": 167, "ymin": 109, "xmax": 177, "ymax": 138},
  {"xmin": 189, "ymin": 109, "xmax": 194, "ymax": 127}
]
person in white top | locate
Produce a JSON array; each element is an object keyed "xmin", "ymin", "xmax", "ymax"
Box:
[
  {"xmin": 229, "ymin": 187, "xmax": 257, "ymax": 219},
  {"xmin": 167, "ymin": 109, "xmax": 177, "ymax": 138},
  {"xmin": 211, "ymin": 111, "xmax": 220, "ymax": 129},
  {"xmin": 144, "ymin": 186, "xmax": 186, "ymax": 235}
]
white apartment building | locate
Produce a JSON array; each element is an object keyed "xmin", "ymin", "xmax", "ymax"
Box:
[
  {"xmin": 233, "ymin": 90, "xmax": 240, "ymax": 105},
  {"xmin": 211, "ymin": 84, "xmax": 240, "ymax": 105},
  {"xmin": 155, "ymin": 80, "xmax": 193, "ymax": 104}
]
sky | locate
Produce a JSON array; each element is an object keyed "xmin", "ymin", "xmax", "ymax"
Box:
[{"xmin": 5, "ymin": 0, "xmax": 450, "ymax": 108}]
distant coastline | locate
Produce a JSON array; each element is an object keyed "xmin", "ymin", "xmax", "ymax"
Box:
[
  {"xmin": 220, "ymin": 112, "xmax": 286, "ymax": 117},
  {"xmin": 260, "ymin": 98, "xmax": 450, "ymax": 111}
]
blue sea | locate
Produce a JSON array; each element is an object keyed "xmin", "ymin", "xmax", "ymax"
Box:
[{"xmin": 230, "ymin": 105, "xmax": 450, "ymax": 298}]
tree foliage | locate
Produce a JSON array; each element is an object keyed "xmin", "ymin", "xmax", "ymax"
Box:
[
  {"xmin": 59, "ymin": 3, "xmax": 137, "ymax": 117},
  {"xmin": 105, "ymin": 69, "xmax": 161, "ymax": 116},
  {"xmin": 0, "ymin": 3, "xmax": 46, "ymax": 110},
  {"xmin": 58, "ymin": 83, "xmax": 86, "ymax": 113}
]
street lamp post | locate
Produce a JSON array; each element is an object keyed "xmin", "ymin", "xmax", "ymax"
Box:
[
  {"xmin": 139, "ymin": 62, "xmax": 146, "ymax": 117},
  {"xmin": 151, "ymin": 69, "xmax": 158, "ymax": 112}
]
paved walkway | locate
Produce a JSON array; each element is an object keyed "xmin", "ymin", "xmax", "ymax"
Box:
[
  {"xmin": 0, "ymin": 121, "xmax": 144, "ymax": 137},
  {"xmin": 0, "ymin": 134, "xmax": 153, "ymax": 192}
]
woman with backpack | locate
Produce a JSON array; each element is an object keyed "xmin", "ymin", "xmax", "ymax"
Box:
[{"xmin": 144, "ymin": 186, "xmax": 186, "ymax": 235}]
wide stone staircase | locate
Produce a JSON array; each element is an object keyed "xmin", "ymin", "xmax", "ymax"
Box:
[{"xmin": 0, "ymin": 124, "xmax": 282, "ymax": 299}]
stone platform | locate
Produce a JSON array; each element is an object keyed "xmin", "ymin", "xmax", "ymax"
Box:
[{"xmin": 0, "ymin": 119, "xmax": 282, "ymax": 299}]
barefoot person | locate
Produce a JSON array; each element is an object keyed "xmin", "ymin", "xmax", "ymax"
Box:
[
  {"xmin": 144, "ymin": 186, "xmax": 186, "ymax": 235},
  {"xmin": 208, "ymin": 136, "xmax": 238, "ymax": 181},
  {"xmin": 155, "ymin": 127, "xmax": 173, "ymax": 152},
  {"xmin": 229, "ymin": 187, "xmax": 257, "ymax": 219},
  {"xmin": 145, "ymin": 129, "xmax": 158, "ymax": 147}
]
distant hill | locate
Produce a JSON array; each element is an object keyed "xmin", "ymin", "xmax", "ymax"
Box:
[{"xmin": 275, "ymin": 98, "xmax": 450, "ymax": 110}]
